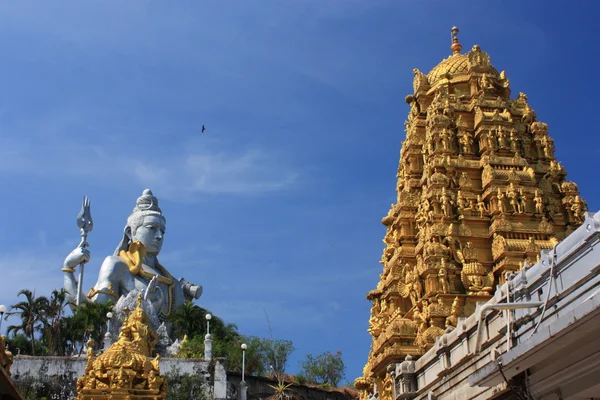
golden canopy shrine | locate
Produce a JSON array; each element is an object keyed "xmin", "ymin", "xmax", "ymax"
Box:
[
  {"xmin": 75, "ymin": 295, "xmax": 167, "ymax": 400},
  {"xmin": 355, "ymin": 27, "xmax": 587, "ymax": 398}
]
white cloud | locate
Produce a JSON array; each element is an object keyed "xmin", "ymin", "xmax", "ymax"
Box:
[
  {"xmin": 132, "ymin": 149, "xmax": 299, "ymax": 198},
  {"xmin": 0, "ymin": 131, "xmax": 299, "ymax": 199}
]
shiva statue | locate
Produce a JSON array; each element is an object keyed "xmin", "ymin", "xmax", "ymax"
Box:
[{"xmin": 62, "ymin": 189, "xmax": 202, "ymax": 322}]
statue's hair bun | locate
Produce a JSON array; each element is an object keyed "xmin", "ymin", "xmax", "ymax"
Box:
[{"xmin": 133, "ymin": 189, "xmax": 162, "ymax": 214}]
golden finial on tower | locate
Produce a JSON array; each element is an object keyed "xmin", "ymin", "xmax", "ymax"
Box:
[{"xmin": 450, "ymin": 26, "xmax": 462, "ymax": 55}]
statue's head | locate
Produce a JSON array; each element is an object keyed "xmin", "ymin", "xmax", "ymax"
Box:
[{"xmin": 115, "ymin": 189, "xmax": 166, "ymax": 256}]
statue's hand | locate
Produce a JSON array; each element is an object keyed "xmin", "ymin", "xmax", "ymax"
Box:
[
  {"xmin": 63, "ymin": 247, "xmax": 91, "ymax": 270},
  {"xmin": 148, "ymin": 275, "xmax": 159, "ymax": 292},
  {"xmin": 144, "ymin": 275, "xmax": 159, "ymax": 301}
]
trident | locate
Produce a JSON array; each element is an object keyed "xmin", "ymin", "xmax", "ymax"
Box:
[{"xmin": 75, "ymin": 197, "xmax": 93, "ymax": 306}]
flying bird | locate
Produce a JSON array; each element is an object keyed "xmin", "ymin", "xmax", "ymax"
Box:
[{"xmin": 202, "ymin": 125, "xmax": 206, "ymax": 133}]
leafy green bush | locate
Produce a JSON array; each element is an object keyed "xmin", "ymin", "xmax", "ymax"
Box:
[
  {"xmin": 165, "ymin": 367, "xmax": 212, "ymax": 400},
  {"xmin": 297, "ymin": 350, "xmax": 345, "ymax": 387}
]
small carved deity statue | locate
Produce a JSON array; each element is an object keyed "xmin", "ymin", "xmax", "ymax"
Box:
[
  {"xmin": 441, "ymin": 188, "xmax": 453, "ymax": 218},
  {"xmin": 421, "ymin": 299, "xmax": 430, "ymax": 321},
  {"xmin": 507, "ymin": 183, "xmax": 519, "ymax": 213},
  {"xmin": 571, "ymin": 195, "xmax": 585, "ymax": 225},
  {"xmin": 479, "ymin": 74, "xmax": 494, "ymax": 93},
  {"xmin": 459, "ymin": 172, "xmax": 473, "ymax": 189},
  {"xmin": 521, "ymin": 135, "xmax": 533, "ymax": 158},
  {"xmin": 461, "ymin": 130, "xmax": 474, "ymax": 154},
  {"xmin": 486, "ymin": 131, "xmax": 497, "ymax": 151},
  {"xmin": 534, "ymin": 190, "xmax": 544, "ymax": 214},
  {"xmin": 406, "ymin": 266, "xmax": 423, "ymax": 306},
  {"xmin": 445, "ymin": 297, "xmax": 460, "ymax": 328},
  {"xmin": 468, "ymin": 198, "xmax": 477, "ymax": 213},
  {"xmin": 438, "ymin": 267, "xmax": 449, "ymax": 294},
  {"xmin": 368, "ymin": 301, "xmax": 383, "ymax": 337},
  {"xmin": 380, "ymin": 298, "xmax": 389, "ymax": 316},
  {"xmin": 440, "ymin": 129, "xmax": 450, "ymax": 151},
  {"xmin": 413, "ymin": 308, "xmax": 427, "ymax": 335},
  {"xmin": 456, "ymin": 190, "xmax": 466, "ymax": 214},
  {"xmin": 509, "ymin": 128, "xmax": 519, "ymax": 152},
  {"xmin": 497, "ymin": 127, "xmax": 508, "ymax": 149},
  {"xmin": 541, "ymin": 135, "xmax": 555, "ymax": 158},
  {"xmin": 148, "ymin": 370, "xmax": 164, "ymax": 390},
  {"xmin": 476, "ymin": 195, "xmax": 487, "ymax": 218},
  {"xmin": 62, "ymin": 190, "xmax": 202, "ymax": 324},
  {"xmin": 497, "ymin": 188, "xmax": 507, "ymax": 214},
  {"xmin": 518, "ymin": 189, "xmax": 528, "ymax": 213},
  {"xmin": 534, "ymin": 138, "xmax": 544, "ymax": 158},
  {"xmin": 462, "ymin": 241, "xmax": 477, "ymax": 263}
]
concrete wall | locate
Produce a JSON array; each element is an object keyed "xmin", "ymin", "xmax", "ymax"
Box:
[
  {"xmin": 11, "ymin": 356, "xmax": 226, "ymax": 400},
  {"xmin": 228, "ymin": 373, "xmax": 357, "ymax": 400}
]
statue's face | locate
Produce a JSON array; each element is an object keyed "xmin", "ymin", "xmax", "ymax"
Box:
[{"xmin": 132, "ymin": 215, "xmax": 165, "ymax": 255}]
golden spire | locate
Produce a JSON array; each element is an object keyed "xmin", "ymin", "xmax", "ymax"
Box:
[{"xmin": 450, "ymin": 26, "xmax": 462, "ymax": 55}]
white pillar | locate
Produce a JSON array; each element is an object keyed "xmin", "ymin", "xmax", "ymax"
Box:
[
  {"xmin": 204, "ymin": 333, "xmax": 212, "ymax": 360},
  {"xmin": 239, "ymin": 381, "xmax": 247, "ymax": 400}
]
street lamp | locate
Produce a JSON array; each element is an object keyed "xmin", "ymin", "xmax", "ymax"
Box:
[
  {"xmin": 0, "ymin": 305, "xmax": 6, "ymax": 332},
  {"xmin": 240, "ymin": 343, "xmax": 248, "ymax": 400},
  {"xmin": 241, "ymin": 343, "xmax": 247, "ymax": 381},
  {"xmin": 104, "ymin": 312, "xmax": 113, "ymax": 350},
  {"xmin": 206, "ymin": 314, "xmax": 212, "ymax": 335},
  {"xmin": 204, "ymin": 314, "xmax": 213, "ymax": 360}
]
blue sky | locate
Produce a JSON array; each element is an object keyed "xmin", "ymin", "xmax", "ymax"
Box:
[{"xmin": 1, "ymin": 0, "xmax": 599, "ymax": 384}]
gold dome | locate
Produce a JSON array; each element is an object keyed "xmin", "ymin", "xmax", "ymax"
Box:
[
  {"xmin": 427, "ymin": 53, "xmax": 499, "ymax": 86},
  {"xmin": 427, "ymin": 54, "xmax": 470, "ymax": 85}
]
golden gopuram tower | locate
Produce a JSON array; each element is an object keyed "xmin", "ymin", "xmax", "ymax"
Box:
[{"xmin": 355, "ymin": 27, "xmax": 587, "ymax": 399}]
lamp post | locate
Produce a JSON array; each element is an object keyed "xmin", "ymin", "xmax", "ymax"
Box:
[
  {"xmin": 204, "ymin": 314, "xmax": 212, "ymax": 360},
  {"xmin": 104, "ymin": 312, "xmax": 113, "ymax": 350},
  {"xmin": 0, "ymin": 305, "xmax": 6, "ymax": 332},
  {"xmin": 240, "ymin": 343, "xmax": 248, "ymax": 400}
]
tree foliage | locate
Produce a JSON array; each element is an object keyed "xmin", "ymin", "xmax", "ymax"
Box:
[
  {"xmin": 3, "ymin": 289, "xmax": 112, "ymax": 356},
  {"xmin": 175, "ymin": 328, "xmax": 295, "ymax": 378},
  {"xmin": 3, "ymin": 290, "xmax": 305, "ymax": 383},
  {"xmin": 297, "ymin": 350, "xmax": 345, "ymax": 387},
  {"xmin": 5, "ymin": 289, "xmax": 49, "ymax": 355}
]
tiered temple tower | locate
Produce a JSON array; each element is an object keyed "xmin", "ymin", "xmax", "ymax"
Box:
[{"xmin": 355, "ymin": 27, "xmax": 587, "ymax": 400}]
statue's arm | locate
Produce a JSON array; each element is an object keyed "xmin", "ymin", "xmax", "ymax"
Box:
[
  {"xmin": 63, "ymin": 270, "xmax": 89, "ymax": 308},
  {"xmin": 88, "ymin": 256, "xmax": 128, "ymax": 304},
  {"xmin": 62, "ymin": 246, "xmax": 91, "ymax": 308}
]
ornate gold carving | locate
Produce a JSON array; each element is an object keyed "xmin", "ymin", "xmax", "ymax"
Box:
[
  {"xmin": 75, "ymin": 295, "xmax": 166, "ymax": 399},
  {"xmin": 381, "ymin": 373, "xmax": 394, "ymax": 400},
  {"xmin": 461, "ymin": 262, "xmax": 494, "ymax": 295},
  {"xmin": 0, "ymin": 335, "xmax": 14, "ymax": 376},
  {"xmin": 468, "ymin": 45, "xmax": 491, "ymax": 68},
  {"xmin": 445, "ymin": 297, "xmax": 461, "ymax": 328},
  {"xmin": 361, "ymin": 27, "xmax": 588, "ymax": 386}
]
